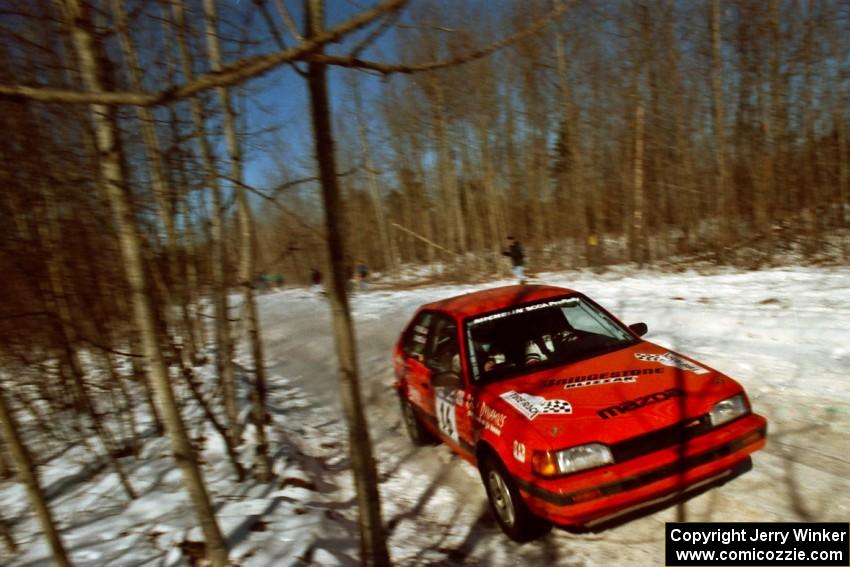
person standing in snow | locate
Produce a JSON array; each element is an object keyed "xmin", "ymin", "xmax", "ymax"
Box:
[
  {"xmin": 502, "ymin": 236, "xmax": 526, "ymax": 284},
  {"xmin": 310, "ymin": 268, "xmax": 323, "ymax": 293},
  {"xmin": 356, "ymin": 261, "xmax": 369, "ymax": 291}
]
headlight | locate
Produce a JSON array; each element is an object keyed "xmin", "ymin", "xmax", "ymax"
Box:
[
  {"xmin": 709, "ymin": 394, "xmax": 749, "ymax": 427},
  {"xmin": 532, "ymin": 443, "xmax": 613, "ymax": 477}
]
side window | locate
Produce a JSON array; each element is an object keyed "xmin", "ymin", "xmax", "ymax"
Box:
[
  {"xmin": 425, "ymin": 316, "xmax": 459, "ymax": 372},
  {"xmin": 403, "ymin": 312, "xmax": 432, "ymax": 360},
  {"xmin": 562, "ymin": 301, "xmax": 630, "ymax": 340}
]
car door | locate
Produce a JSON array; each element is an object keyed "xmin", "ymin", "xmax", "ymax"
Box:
[
  {"xmin": 422, "ymin": 315, "xmax": 465, "ymax": 447},
  {"xmin": 399, "ymin": 311, "xmax": 435, "ymax": 414}
]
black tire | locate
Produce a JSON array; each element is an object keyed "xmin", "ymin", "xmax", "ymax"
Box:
[
  {"xmin": 399, "ymin": 394, "xmax": 434, "ymax": 446},
  {"xmin": 479, "ymin": 453, "xmax": 552, "ymax": 542}
]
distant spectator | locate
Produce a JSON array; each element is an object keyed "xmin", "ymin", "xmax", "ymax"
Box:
[
  {"xmin": 502, "ymin": 236, "xmax": 526, "ymax": 284},
  {"xmin": 260, "ymin": 273, "xmax": 273, "ymax": 292},
  {"xmin": 310, "ymin": 268, "xmax": 322, "ymax": 293},
  {"xmin": 356, "ymin": 260, "xmax": 369, "ymax": 291}
]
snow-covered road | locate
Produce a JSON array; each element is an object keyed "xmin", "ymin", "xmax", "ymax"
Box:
[
  {"xmin": 257, "ymin": 266, "xmax": 850, "ymax": 566},
  {"xmin": 3, "ymin": 266, "xmax": 848, "ymax": 566}
]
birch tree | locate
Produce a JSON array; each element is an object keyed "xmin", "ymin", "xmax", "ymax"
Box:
[
  {"xmin": 202, "ymin": 0, "xmax": 273, "ymax": 481},
  {"xmin": 60, "ymin": 1, "xmax": 229, "ymax": 563},
  {"xmin": 304, "ymin": 1, "xmax": 391, "ymax": 563},
  {"xmin": 170, "ymin": 0, "xmax": 241, "ymax": 447},
  {"xmin": 0, "ymin": 382, "xmax": 70, "ymax": 567}
]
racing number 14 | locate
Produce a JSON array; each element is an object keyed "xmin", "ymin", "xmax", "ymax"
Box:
[{"xmin": 435, "ymin": 389, "xmax": 459, "ymax": 443}]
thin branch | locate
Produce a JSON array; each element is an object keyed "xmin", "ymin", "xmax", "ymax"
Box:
[
  {"xmin": 391, "ymin": 222, "xmax": 459, "ymax": 256},
  {"xmin": 0, "ymin": 0, "xmax": 408, "ymax": 106},
  {"xmin": 309, "ymin": 0, "xmax": 574, "ymax": 76},
  {"xmin": 273, "ymin": 175, "xmax": 320, "ymax": 192},
  {"xmin": 77, "ymin": 337, "xmax": 142, "ymax": 358},
  {"xmin": 254, "ymin": 0, "xmax": 288, "ymax": 49},
  {"xmin": 220, "ymin": 175, "xmax": 326, "ymax": 239},
  {"xmin": 253, "ymin": 0, "xmax": 308, "ymax": 78},
  {"xmin": 394, "ymin": 22, "xmax": 457, "ymax": 33},
  {"xmin": 273, "ymin": 0, "xmax": 303, "ymax": 43},
  {"xmin": 0, "ymin": 311, "xmax": 51, "ymax": 321},
  {"xmin": 348, "ymin": 10, "xmax": 402, "ymax": 59},
  {"xmin": 268, "ymin": 164, "xmax": 358, "ymax": 196}
]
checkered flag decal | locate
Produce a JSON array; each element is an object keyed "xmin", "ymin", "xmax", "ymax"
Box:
[{"xmin": 539, "ymin": 399, "xmax": 572, "ymax": 415}]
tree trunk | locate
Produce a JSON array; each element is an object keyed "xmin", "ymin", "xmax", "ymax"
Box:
[
  {"xmin": 203, "ymin": 0, "xmax": 273, "ymax": 481},
  {"xmin": 828, "ymin": 4, "xmax": 848, "ymax": 230},
  {"xmin": 631, "ymin": 104, "xmax": 646, "ymax": 265},
  {"xmin": 36, "ymin": 179, "xmax": 137, "ymax": 500},
  {"xmin": 304, "ymin": 2, "xmax": 391, "ymax": 565},
  {"xmin": 427, "ymin": 73, "xmax": 465, "ymax": 257},
  {"xmin": 800, "ymin": 4, "xmax": 819, "ymax": 254},
  {"xmin": 710, "ymin": 0, "xmax": 731, "ymax": 257},
  {"xmin": 62, "ymin": 1, "xmax": 229, "ymax": 564},
  {"xmin": 170, "ymin": 0, "xmax": 241, "ymax": 446},
  {"xmin": 768, "ymin": 0, "xmax": 785, "ymax": 223},
  {"xmin": 353, "ymin": 77, "xmax": 397, "ymax": 274},
  {"xmin": 554, "ymin": 16, "xmax": 588, "ymax": 261},
  {"xmin": 111, "ymin": 0, "xmax": 198, "ymax": 364},
  {"xmin": 0, "ymin": 383, "xmax": 71, "ymax": 567}
]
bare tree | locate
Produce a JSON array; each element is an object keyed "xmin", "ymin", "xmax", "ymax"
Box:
[
  {"xmin": 303, "ymin": 1, "xmax": 391, "ymax": 564},
  {"xmin": 351, "ymin": 75, "xmax": 398, "ymax": 273},
  {"xmin": 710, "ymin": 0, "xmax": 731, "ymax": 255},
  {"xmin": 60, "ymin": 1, "xmax": 229, "ymax": 564},
  {"xmin": 0, "ymin": 382, "xmax": 70, "ymax": 567},
  {"xmin": 111, "ymin": 0, "xmax": 199, "ymax": 365},
  {"xmin": 202, "ymin": 0, "xmax": 273, "ymax": 481},
  {"xmin": 170, "ymin": 0, "xmax": 241, "ymax": 447}
]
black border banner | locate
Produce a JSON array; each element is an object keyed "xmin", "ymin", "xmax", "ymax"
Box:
[{"xmin": 666, "ymin": 522, "xmax": 849, "ymax": 566}]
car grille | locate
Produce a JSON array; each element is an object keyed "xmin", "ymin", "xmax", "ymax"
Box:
[{"xmin": 610, "ymin": 415, "xmax": 715, "ymax": 463}]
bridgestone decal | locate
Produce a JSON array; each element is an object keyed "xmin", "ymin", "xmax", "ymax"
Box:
[{"xmin": 541, "ymin": 367, "xmax": 662, "ymax": 388}]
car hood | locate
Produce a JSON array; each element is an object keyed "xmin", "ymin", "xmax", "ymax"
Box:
[{"xmin": 482, "ymin": 340, "xmax": 744, "ymax": 446}]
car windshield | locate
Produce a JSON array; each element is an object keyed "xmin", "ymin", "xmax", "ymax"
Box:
[{"xmin": 465, "ymin": 295, "xmax": 637, "ymax": 383}]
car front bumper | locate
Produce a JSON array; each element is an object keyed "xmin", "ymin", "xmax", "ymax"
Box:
[{"xmin": 516, "ymin": 412, "xmax": 767, "ymax": 527}]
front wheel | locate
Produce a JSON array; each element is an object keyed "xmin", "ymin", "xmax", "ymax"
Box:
[{"xmin": 480, "ymin": 454, "xmax": 551, "ymax": 542}]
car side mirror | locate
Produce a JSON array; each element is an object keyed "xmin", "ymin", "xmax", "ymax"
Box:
[
  {"xmin": 629, "ymin": 322, "xmax": 648, "ymax": 337},
  {"xmin": 432, "ymin": 371, "xmax": 462, "ymax": 391}
]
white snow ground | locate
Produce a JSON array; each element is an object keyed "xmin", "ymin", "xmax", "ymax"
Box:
[{"xmin": 3, "ymin": 265, "xmax": 850, "ymax": 566}]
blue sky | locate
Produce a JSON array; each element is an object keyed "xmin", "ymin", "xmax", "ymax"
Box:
[{"xmin": 235, "ymin": 0, "xmax": 408, "ymax": 192}]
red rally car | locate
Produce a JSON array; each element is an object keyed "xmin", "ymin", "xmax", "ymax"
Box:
[{"xmin": 393, "ymin": 285, "xmax": 767, "ymax": 542}]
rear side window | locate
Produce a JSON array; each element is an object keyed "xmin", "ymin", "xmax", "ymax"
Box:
[
  {"xmin": 424, "ymin": 316, "xmax": 459, "ymax": 372},
  {"xmin": 403, "ymin": 312, "xmax": 432, "ymax": 360}
]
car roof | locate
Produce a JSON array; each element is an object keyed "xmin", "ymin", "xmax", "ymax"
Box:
[{"xmin": 421, "ymin": 284, "xmax": 577, "ymax": 320}]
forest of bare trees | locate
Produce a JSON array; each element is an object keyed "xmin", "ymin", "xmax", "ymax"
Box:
[
  {"xmin": 263, "ymin": 0, "xmax": 849, "ymax": 276},
  {"xmin": 0, "ymin": 0, "xmax": 847, "ymax": 565}
]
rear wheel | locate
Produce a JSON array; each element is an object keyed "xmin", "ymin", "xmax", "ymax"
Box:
[
  {"xmin": 480, "ymin": 453, "xmax": 551, "ymax": 542},
  {"xmin": 399, "ymin": 394, "xmax": 433, "ymax": 446}
]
